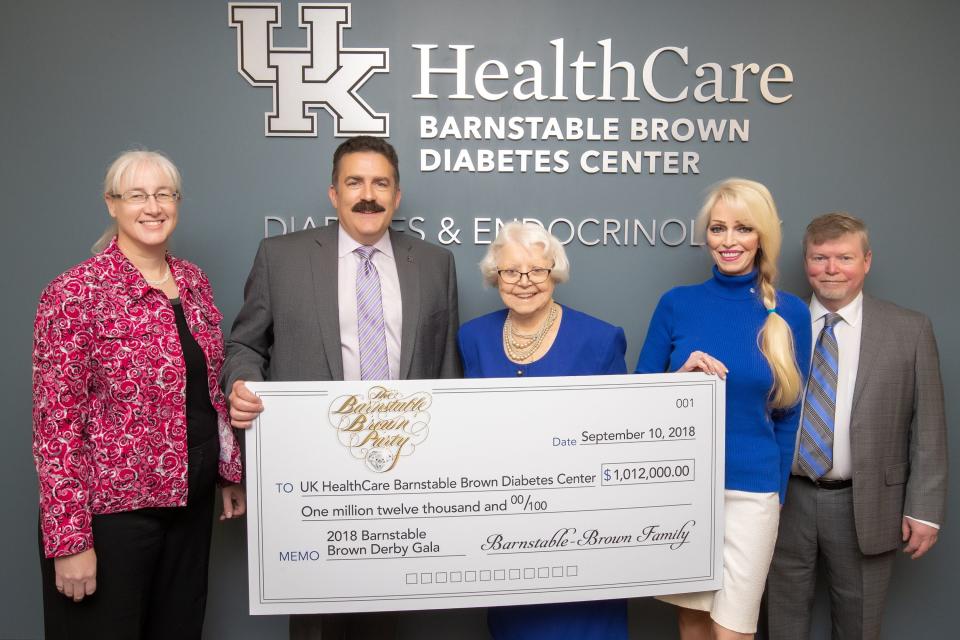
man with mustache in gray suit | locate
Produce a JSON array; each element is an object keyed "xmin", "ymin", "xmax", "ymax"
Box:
[
  {"xmin": 223, "ymin": 136, "xmax": 462, "ymax": 639},
  {"xmin": 766, "ymin": 212, "xmax": 947, "ymax": 640}
]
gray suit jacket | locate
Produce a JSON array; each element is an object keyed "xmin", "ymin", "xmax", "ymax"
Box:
[
  {"xmin": 223, "ymin": 223, "xmax": 461, "ymax": 390},
  {"xmin": 850, "ymin": 294, "xmax": 947, "ymax": 554}
]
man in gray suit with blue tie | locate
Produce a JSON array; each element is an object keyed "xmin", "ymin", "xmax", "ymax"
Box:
[
  {"xmin": 766, "ymin": 212, "xmax": 947, "ymax": 639},
  {"xmin": 223, "ymin": 136, "xmax": 461, "ymax": 639}
]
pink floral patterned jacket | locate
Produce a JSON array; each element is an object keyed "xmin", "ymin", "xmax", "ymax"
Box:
[{"xmin": 33, "ymin": 239, "xmax": 242, "ymax": 558}]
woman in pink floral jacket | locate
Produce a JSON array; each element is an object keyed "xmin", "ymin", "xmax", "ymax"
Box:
[{"xmin": 32, "ymin": 149, "xmax": 243, "ymax": 639}]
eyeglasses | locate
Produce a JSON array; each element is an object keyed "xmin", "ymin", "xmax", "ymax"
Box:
[
  {"xmin": 497, "ymin": 268, "xmax": 552, "ymax": 284},
  {"xmin": 110, "ymin": 190, "xmax": 181, "ymax": 205}
]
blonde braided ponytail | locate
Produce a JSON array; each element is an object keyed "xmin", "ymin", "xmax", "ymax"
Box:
[{"xmin": 699, "ymin": 179, "xmax": 802, "ymax": 408}]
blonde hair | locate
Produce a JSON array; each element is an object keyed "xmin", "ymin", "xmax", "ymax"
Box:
[
  {"xmin": 478, "ymin": 221, "xmax": 571, "ymax": 286},
  {"xmin": 698, "ymin": 178, "xmax": 802, "ymax": 408},
  {"xmin": 92, "ymin": 149, "xmax": 182, "ymax": 253},
  {"xmin": 803, "ymin": 211, "xmax": 870, "ymax": 256}
]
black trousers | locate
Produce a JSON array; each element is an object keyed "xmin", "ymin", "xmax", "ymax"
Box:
[{"xmin": 40, "ymin": 436, "xmax": 219, "ymax": 640}]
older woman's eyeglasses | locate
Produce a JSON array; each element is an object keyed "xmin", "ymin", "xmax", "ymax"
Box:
[
  {"xmin": 110, "ymin": 190, "xmax": 181, "ymax": 205},
  {"xmin": 497, "ymin": 268, "xmax": 552, "ymax": 284}
]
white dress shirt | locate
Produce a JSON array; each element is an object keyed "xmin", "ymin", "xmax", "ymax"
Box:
[
  {"xmin": 792, "ymin": 293, "xmax": 863, "ymax": 480},
  {"xmin": 337, "ymin": 226, "xmax": 403, "ymax": 381}
]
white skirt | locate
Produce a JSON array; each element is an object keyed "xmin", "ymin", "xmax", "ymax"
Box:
[{"xmin": 657, "ymin": 489, "xmax": 780, "ymax": 634}]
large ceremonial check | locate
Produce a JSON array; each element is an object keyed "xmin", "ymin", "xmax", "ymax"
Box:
[{"xmin": 245, "ymin": 373, "xmax": 724, "ymax": 614}]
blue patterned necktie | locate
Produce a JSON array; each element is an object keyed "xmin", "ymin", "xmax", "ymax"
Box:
[
  {"xmin": 355, "ymin": 246, "xmax": 390, "ymax": 380},
  {"xmin": 798, "ymin": 312, "xmax": 842, "ymax": 480}
]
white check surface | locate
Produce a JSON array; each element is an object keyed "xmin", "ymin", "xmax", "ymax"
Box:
[{"xmin": 246, "ymin": 373, "xmax": 724, "ymax": 614}]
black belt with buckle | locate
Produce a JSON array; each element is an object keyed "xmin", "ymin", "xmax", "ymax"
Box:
[{"xmin": 794, "ymin": 475, "xmax": 852, "ymax": 490}]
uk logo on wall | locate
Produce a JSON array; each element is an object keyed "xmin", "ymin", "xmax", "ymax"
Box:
[{"xmin": 229, "ymin": 3, "xmax": 389, "ymax": 137}]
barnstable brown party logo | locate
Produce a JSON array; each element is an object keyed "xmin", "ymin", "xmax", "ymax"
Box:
[{"xmin": 327, "ymin": 386, "xmax": 432, "ymax": 472}]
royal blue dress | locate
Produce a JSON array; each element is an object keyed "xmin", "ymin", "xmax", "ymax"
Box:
[{"xmin": 457, "ymin": 304, "xmax": 629, "ymax": 640}]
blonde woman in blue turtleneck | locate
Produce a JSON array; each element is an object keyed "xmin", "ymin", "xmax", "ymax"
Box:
[{"xmin": 635, "ymin": 179, "xmax": 811, "ymax": 640}]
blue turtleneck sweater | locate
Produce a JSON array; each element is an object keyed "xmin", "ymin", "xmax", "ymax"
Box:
[{"xmin": 635, "ymin": 267, "xmax": 811, "ymax": 502}]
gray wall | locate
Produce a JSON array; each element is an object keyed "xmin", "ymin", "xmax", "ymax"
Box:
[{"xmin": 2, "ymin": 0, "xmax": 956, "ymax": 638}]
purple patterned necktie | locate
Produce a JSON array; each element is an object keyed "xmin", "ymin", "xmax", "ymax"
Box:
[{"xmin": 355, "ymin": 246, "xmax": 390, "ymax": 380}]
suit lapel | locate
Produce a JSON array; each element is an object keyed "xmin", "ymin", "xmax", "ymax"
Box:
[
  {"xmin": 851, "ymin": 294, "xmax": 883, "ymax": 414},
  {"xmin": 393, "ymin": 230, "xmax": 420, "ymax": 380},
  {"xmin": 310, "ymin": 224, "xmax": 344, "ymax": 380}
]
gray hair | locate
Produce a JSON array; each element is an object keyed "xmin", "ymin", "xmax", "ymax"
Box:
[
  {"xmin": 478, "ymin": 221, "xmax": 571, "ymax": 286},
  {"xmin": 92, "ymin": 149, "xmax": 182, "ymax": 253}
]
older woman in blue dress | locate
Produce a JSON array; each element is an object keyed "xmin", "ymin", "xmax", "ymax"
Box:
[{"xmin": 457, "ymin": 221, "xmax": 627, "ymax": 640}]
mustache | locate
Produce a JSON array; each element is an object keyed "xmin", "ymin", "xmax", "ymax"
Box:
[{"xmin": 352, "ymin": 200, "xmax": 386, "ymax": 213}]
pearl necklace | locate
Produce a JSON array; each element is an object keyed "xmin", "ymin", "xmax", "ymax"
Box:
[
  {"xmin": 503, "ymin": 303, "xmax": 558, "ymax": 362},
  {"xmin": 144, "ymin": 265, "xmax": 171, "ymax": 286}
]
